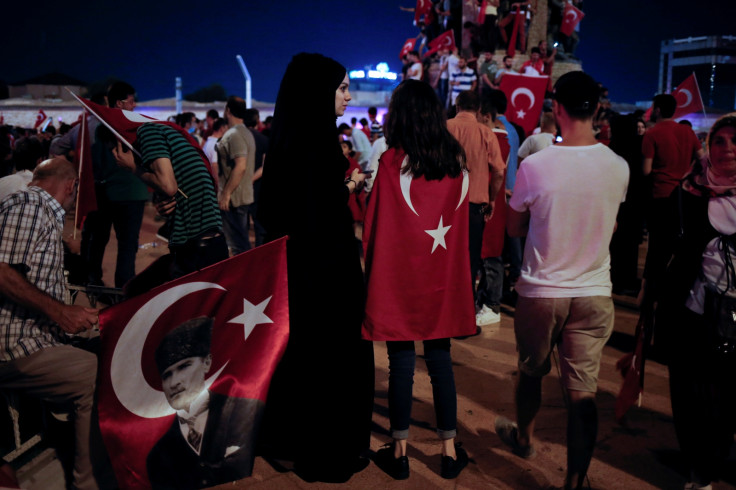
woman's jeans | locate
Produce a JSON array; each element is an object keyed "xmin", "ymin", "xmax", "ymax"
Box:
[{"xmin": 386, "ymin": 338, "xmax": 457, "ymax": 440}]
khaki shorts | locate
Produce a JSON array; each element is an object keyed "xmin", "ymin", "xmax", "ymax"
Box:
[{"xmin": 514, "ymin": 295, "xmax": 614, "ymax": 392}]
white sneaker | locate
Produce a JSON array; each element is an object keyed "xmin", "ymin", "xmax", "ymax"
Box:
[
  {"xmin": 476, "ymin": 305, "xmax": 501, "ymax": 326},
  {"xmin": 684, "ymin": 482, "xmax": 712, "ymax": 490}
]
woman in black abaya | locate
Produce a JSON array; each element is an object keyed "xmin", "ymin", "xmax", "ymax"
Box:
[{"xmin": 257, "ymin": 53, "xmax": 375, "ymax": 483}]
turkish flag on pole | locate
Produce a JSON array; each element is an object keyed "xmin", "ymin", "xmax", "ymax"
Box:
[
  {"xmin": 424, "ymin": 30, "xmax": 456, "ymax": 58},
  {"xmin": 415, "ymin": 0, "xmax": 432, "ymax": 24},
  {"xmin": 560, "ymin": 2, "xmax": 584, "ymax": 36},
  {"xmin": 399, "ymin": 38, "xmax": 417, "ymax": 60},
  {"xmin": 33, "ymin": 109, "xmax": 46, "ymax": 129},
  {"xmin": 97, "ymin": 238, "xmax": 289, "ymax": 489},
  {"xmin": 506, "ymin": 5, "xmax": 523, "ymax": 58},
  {"xmin": 499, "ymin": 73, "xmax": 549, "ymax": 137},
  {"xmin": 362, "ymin": 148, "xmax": 475, "ymax": 341},
  {"xmin": 478, "ymin": 0, "xmax": 489, "ymax": 24},
  {"xmin": 73, "ymin": 111, "xmax": 97, "ymax": 231},
  {"xmin": 672, "ymin": 73, "xmax": 704, "ymax": 119}
]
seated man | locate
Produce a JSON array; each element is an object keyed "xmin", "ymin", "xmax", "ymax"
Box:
[
  {"xmin": 0, "ymin": 158, "xmax": 101, "ymax": 490},
  {"xmin": 146, "ymin": 317, "xmax": 262, "ymax": 489}
]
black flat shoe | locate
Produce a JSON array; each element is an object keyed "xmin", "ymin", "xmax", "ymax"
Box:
[
  {"xmin": 441, "ymin": 444, "xmax": 468, "ymax": 479},
  {"xmin": 373, "ymin": 444, "xmax": 410, "ymax": 480}
]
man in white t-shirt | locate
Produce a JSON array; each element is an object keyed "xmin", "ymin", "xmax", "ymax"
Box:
[
  {"xmin": 517, "ymin": 112, "xmax": 556, "ymax": 159},
  {"xmin": 406, "ymin": 51, "xmax": 423, "ymax": 80},
  {"xmin": 496, "ymin": 71, "xmax": 629, "ymax": 490}
]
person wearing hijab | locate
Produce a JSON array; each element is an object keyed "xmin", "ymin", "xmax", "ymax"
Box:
[
  {"xmin": 655, "ymin": 114, "xmax": 736, "ymax": 490},
  {"xmin": 256, "ymin": 53, "xmax": 374, "ymax": 483}
]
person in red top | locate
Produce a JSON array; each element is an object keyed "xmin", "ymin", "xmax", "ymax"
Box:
[
  {"xmin": 519, "ymin": 47, "xmax": 544, "ymax": 76},
  {"xmin": 641, "ymin": 93, "xmax": 704, "ymax": 301}
]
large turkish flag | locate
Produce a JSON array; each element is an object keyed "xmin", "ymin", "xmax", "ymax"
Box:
[
  {"xmin": 500, "ymin": 73, "xmax": 549, "ymax": 137},
  {"xmin": 672, "ymin": 73, "xmax": 704, "ymax": 119}
]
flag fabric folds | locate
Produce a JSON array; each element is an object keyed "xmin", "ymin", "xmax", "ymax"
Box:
[
  {"xmin": 414, "ymin": 0, "xmax": 433, "ymax": 24},
  {"xmin": 399, "ymin": 38, "xmax": 417, "ymax": 60},
  {"xmin": 424, "ymin": 30, "xmax": 456, "ymax": 57},
  {"xmin": 33, "ymin": 109, "xmax": 46, "ymax": 129},
  {"xmin": 506, "ymin": 5, "xmax": 523, "ymax": 58},
  {"xmin": 560, "ymin": 2, "xmax": 584, "ymax": 37},
  {"xmin": 499, "ymin": 73, "xmax": 549, "ymax": 137},
  {"xmin": 97, "ymin": 238, "xmax": 289, "ymax": 488},
  {"xmin": 72, "ymin": 111, "xmax": 97, "ymax": 231},
  {"xmin": 362, "ymin": 148, "xmax": 476, "ymax": 341},
  {"xmin": 671, "ymin": 73, "xmax": 704, "ymax": 119}
]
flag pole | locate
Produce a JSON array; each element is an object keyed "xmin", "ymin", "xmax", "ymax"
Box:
[
  {"xmin": 73, "ymin": 110, "xmax": 86, "ymax": 240},
  {"xmin": 691, "ymin": 71, "xmax": 708, "ymax": 122}
]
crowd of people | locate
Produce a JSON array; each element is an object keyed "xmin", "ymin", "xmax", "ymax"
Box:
[{"xmin": 0, "ymin": 43, "xmax": 733, "ymax": 490}]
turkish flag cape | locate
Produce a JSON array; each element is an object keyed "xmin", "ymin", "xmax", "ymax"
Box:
[
  {"xmin": 97, "ymin": 238, "xmax": 289, "ymax": 488},
  {"xmin": 499, "ymin": 73, "xmax": 549, "ymax": 137},
  {"xmin": 399, "ymin": 37, "xmax": 417, "ymax": 60},
  {"xmin": 560, "ymin": 2, "xmax": 584, "ymax": 37},
  {"xmin": 672, "ymin": 73, "xmax": 704, "ymax": 119},
  {"xmin": 362, "ymin": 148, "xmax": 475, "ymax": 341},
  {"xmin": 72, "ymin": 111, "xmax": 97, "ymax": 231}
]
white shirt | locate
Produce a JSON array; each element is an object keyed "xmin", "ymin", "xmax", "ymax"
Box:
[
  {"xmin": 176, "ymin": 390, "xmax": 210, "ymax": 454},
  {"xmin": 518, "ymin": 133, "xmax": 556, "ymax": 160},
  {"xmin": 202, "ymin": 136, "xmax": 219, "ymax": 164},
  {"xmin": 365, "ymin": 136, "xmax": 387, "ymax": 193}
]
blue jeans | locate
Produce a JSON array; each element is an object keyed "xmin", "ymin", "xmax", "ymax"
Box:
[
  {"xmin": 386, "ymin": 338, "xmax": 457, "ymax": 440},
  {"xmin": 221, "ymin": 204, "xmax": 251, "ymax": 255},
  {"xmin": 477, "ymin": 256, "xmax": 504, "ymax": 312}
]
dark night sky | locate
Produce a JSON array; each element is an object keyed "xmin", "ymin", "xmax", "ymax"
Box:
[{"xmin": 2, "ymin": 0, "xmax": 733, "ymax": 105}]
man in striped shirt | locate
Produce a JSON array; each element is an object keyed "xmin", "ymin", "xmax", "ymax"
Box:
[
  {"xmin": 450, "ymin": 56, "xmax": 478, "ymax": 107},
  {"xmin": 0, "ymin": 158, "xmax": 102, "ymax": 489}
]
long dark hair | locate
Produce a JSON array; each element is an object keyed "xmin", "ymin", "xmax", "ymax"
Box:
[{"xmin": 384, "ymin": 80, "xmax": 465, "ymax": 180}]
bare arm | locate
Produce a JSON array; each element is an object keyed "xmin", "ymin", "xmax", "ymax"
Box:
[
  {"xmin": 507, "ymin": 207, "xmax": 530, "ymax": 237},
  {"xmin": 219, "ymin": 156, "xmax": 247, "ymax": 211},
  {"xmin": 0, "ymin": 263, "xmax": 98, "ymax": 334},
  {"xmin": 113, "ymin": 141, "xmax": 178, "ymax": 197}
]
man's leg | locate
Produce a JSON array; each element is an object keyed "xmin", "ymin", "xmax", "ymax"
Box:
[
  {"xmin": 468, "ymin": 203, "xmax": 486, "ymax": 299},
  {"xmin": 221, "ymin": 205, "xmax": 251, "ymax": 255},
  {"xmin": 565, "ymin": 391, "xmax": 597, "ymax": 490},
  {"xmin": 0, "ymin": 346, "xmax": 98, "ymax": 490},
  {"xmin": 516, "ymin": 372, "xmax": 542, "ymax": 447},
  {"xmin": 110, "ymin": 200, "xmax": 145, "ymax": 288}
]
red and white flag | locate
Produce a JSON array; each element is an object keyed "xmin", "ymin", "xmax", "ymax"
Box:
[
  {"xmin": 428, "ymin": 30, "xmax": 456, "ymax": 52},
  {"xmin": 414, "ymin": 0, "xmax": 433, "ymax": 24},
  {"xmin": 499, "ymin": 73, "xmax": 549, "ymax": 137},
  {"xmin": 478, "ymin": 0, "xmax": 489, "ymax": 24},
  {"xmin": 560, "ymin": 2, "xmax": 584, "ymax": 37},
  {"xmin": 33, "ymin": 109, "xmax": 46, "ymax": 129},
  {"xmin": 97, "ymin": 238, "xmax": 289, "ymax": 489},
  {"xmin": 362, "ymin": 148, "xmax": 475, "ymax": 341},
  {"xmin": 399, "ymin": 38, "xmax": 417, "ymax": 60},
  {"xmin": 73, "ymin": 111, "xmax": 97, "ymax": 231},
  {"xmin": 672, "ymin": 73, "xmax": 704, "ymax": 119}
]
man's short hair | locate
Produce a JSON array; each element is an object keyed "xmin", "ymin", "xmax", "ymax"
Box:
[
  {"xmin": 175, "ymin": 112, "xmax": 196, "ymax": 128},
  {"xmin": 455, "ymin": 90, "xmax": 480, "ymax": 112},
  {"xmin": 368, "ymin": 106, "xmax": 378, "ymax": 116},
  {"xmin": 226, "ymin": 96, "xmax": 247, "ymax": 120},
  {"xmin": 503, "ymin": 55, "xmax": 512, "ymax": 63},
  {"xmin": 12, "ymin": 136, "xmax": 44, "ymax": 172},
  {"xmin": 212, "ymin": 118, "xmax": 227, "ymax": 132},
  {"xmin": 530, "ymin": 47, "xmax": 541, "ymax": 55},
  {"xmin": 206, "ymin": 109, "xmax": 219, "ymax": 120},
  {"xmin": 359, "ymin": 118, "xmax": 369, "ymax": 126},
  {"xmin": 155, "ymin": 317, "xmax": 213, "ymax": 375},
  {"xmin": 338, "ymin": 123, "xmax": 351, "ymax": 132},
  {"xmin": 487, "ymin": 89, "xmax": 508, "ymax": 114},
  {"xmin": 554, "ymin": 71, "xmax": 599, "ymax": 120},
  {"xmin": 652, "ymin": 94, "xmax": 677, "ymax": 119},
  {"xmin": 408, "ymin": 50, "xmax": 419, "ymax": 58},
  {"xmin": 243, "ymin": 108, "xmax": 260, "ymax": 128},
  {"xmin": 107, "ymin": 81, "xmax": 136, "ymax": 108}
]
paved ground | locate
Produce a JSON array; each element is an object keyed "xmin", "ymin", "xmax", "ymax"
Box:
[{"xmin": 15, "ymin": 204, "xmax": 736, "ymax": 489}]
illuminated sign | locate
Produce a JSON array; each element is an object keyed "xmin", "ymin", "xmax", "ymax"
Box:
[{"xmin": 349, "ymin": 63, "xmax": 398, "ymax": 81}]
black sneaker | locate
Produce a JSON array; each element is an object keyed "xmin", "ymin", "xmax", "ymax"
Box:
[
  {"xmin": 441, "ymin": 443, "xmax": 469, "ymax": 479},
  {"xmin": 373, "ymin": 444, "xmax": 409, "ymax": 480}
]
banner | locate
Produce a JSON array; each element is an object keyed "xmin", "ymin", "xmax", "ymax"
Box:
[
  {"xmin": 73, "ymin": 111, "xmax": 97, "ymax": 231},
  {"xmin": 672, "ymin": 73, "xmax": 704, "ymax": 119},
  {"xmin": 560, "ymin": 2, "xmax": 584, "ymax": 37},
  {"xmin": 499, "ymin": 73, "xmax": 549, "ymax": 137},
  {"xmin": 98, "ymin": 238, "xmax": 289, "ymax": 489}
]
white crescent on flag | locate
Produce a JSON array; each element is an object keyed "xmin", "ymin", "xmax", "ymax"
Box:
[
  {"xmin": 677, "ymin": 89, "xmax": 693, "ymax": 107},
  {"xmin": 399, "ymin": 157, "xmax": 419, "ymax": 216},
  {"xmin": 456, "ymin": 170, "xmax": 469, "ymax": 211},
  {"xmin": 565, "ymin": 8, "xmax": 578, "ymax": 22},
  {"xmin": 110, "ymin": 282, "xmax": 228, "ymax": 419},
  {"xmin": 511, "ymin": 87, "xmax": 536, "ymax": 110}
]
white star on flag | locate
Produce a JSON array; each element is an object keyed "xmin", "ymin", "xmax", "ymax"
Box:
[
  {"xmin": 425, "ymin": 215, "xmax": 451, "ymax": 253},
  {"xmin": 227, "ymin": 296, "xmax": 273, "ymax": 340},
  {"xmin": 516, "ymin": 109, "xmax": 526, "ymax": 119}
]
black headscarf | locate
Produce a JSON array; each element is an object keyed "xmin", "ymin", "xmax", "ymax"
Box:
[{"xmin": 258, "ymin": 53, "xmax": 350, "ymax": 242}]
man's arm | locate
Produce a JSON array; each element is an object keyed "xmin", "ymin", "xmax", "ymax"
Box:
[
  {"xmin": 0, "ymin": 263, "xmax": 98, "ymax": 334},
  {"xmin": 507, "ymin": 207, "xmax": 530, "ymax": 237},
  {"xmin": 219, "ymin": 156, "xmax": 247, "ymax": 211},
  {"xmin": 113, "ymin": 142, "xmax": 179, "ymax": 197}
]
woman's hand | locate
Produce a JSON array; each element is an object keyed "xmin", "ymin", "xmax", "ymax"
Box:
[{"xmin": 113, "ymin": 141, "xmax": 136, "ymax": 172}]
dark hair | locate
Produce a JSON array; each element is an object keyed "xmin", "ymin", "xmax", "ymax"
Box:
[
  {"xmin": 338, "ymin": 123, "xmax": 351, "ymax": 132},
  {"xmin": 487, "ymin": 89, "xmax": 507, "ymax": 114},
  {"xmin": 530, "ymin": 47, "xmax": 541, "ymax": 55},
  {"xmin": 652, "ymin": 94, "xmax": 676, "ymax": 119},
  {"xmin": 455, "ymin": 90, "xmax": 480, "ymax": 111},
  {"xmin": 408, "ymin": 50, "xmax": 419, "ymax": 58},
  {"xmin": 385, "ymin": 80, "xmax": 465, "ymax": 180},
  {"xmin": 707, "ymin": 114, "xmax": 736, "ymax": 151},
  {"xmin": 226, "ymin": 96, "xmax": 247, "ymax": 119},
  {"xmin": 503, "ymin": 55, "xmax": 512, "ymax": 62},
  {"xmin": 359, "ymin": 118, "xmax": 369, "ymax": 126},
  {"xmin": 351, "ymin": 117, "xmax": 357, "ymax": 124},
  {"xmin": 679, "ymin": 119, "xmax": 692, "ymax": 128},
  {"xmin": 554, "ymin": 71, "xmax": 599, "ymax": 120},
  {"xmin": 368, "ymin": 106, "xmax": 377, "ymax": 116},
  {"xmin": 212, "ymin": 118, "xmax": 227, "ymax": 132},
  {"xmin": 12, "ymin": 136, "xmax": 44, "ymax": 171},
  {"xmin": 175, "ymin": 112, "xmax": 196, "ymax": 128},
  {"xmin": 107, "ymin": 81, "xmax": 135, "ymax": 108},
  {"xmin": 206, "ymin": 109, "xmax": 219, "ymax": 120},
  {"xmin": 244, "ymin": 108, "xmax": 260, "ymax": 128},
  {"xmin": 479, "ymin": 94, "xmax": 498, "ymax": 121}
]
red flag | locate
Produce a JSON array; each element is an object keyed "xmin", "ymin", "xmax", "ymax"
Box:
[
  {"xmin": 478, "ymin": 0, "xmax": 489, "ymax": 24},
  {"xmin": 429, "ymin": 30, "xmax": 456, "ymax": 52},
  {"xmin": 73, "ymin": 111, "xmax": 97, "ymax": 230},
  {"xmin": 560, "ymin": 2, "xmax": 584, "ymax": 37},
  {"xmin": 362, "ymin": 148, "xmax": 475, "ymax": 341},
  {"xmin": 506, "ymin": 5, "xmax": 523, "ymax": 57},
  {"xmin": 415, "ymin": 0, "xmax": 432, "ymax": 24},
  {"xmin": 68, "ymin": 94, "xmax": 216, "ymax": 181},
  {"xmin": 499, "ymin": 73, "xmax": 549, "ymax": 137},
  {"xmin": 672, "ymin": 73, "xmax": 704, "ymax": 119},
  {"xmin": 399, "ymin": 37, "xmax": 417, "ymax": 60},
  {"xmin": 97, "ymin": 238, "xmax": 289, "ymax": 489},
  {"xmin": 33, "ymin": 109, "xmax": 46, "ymax": 129},
  {"xmin": 615, "ymin": 313, "xmax": 647, "ymax": 422}
]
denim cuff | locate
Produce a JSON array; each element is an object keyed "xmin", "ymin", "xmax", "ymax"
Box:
[
  {"xmin": 437, "ymin": 428, "xmax": 457, "ymax": 440},
  {"xmin": 391, "ymin": 428, "xmax": 410, "ymax": 440}
]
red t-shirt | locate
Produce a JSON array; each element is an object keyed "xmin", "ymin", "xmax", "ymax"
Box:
[{"xmin": 642, "ymin": 120, "xmax": 701, "ymax": 199}]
